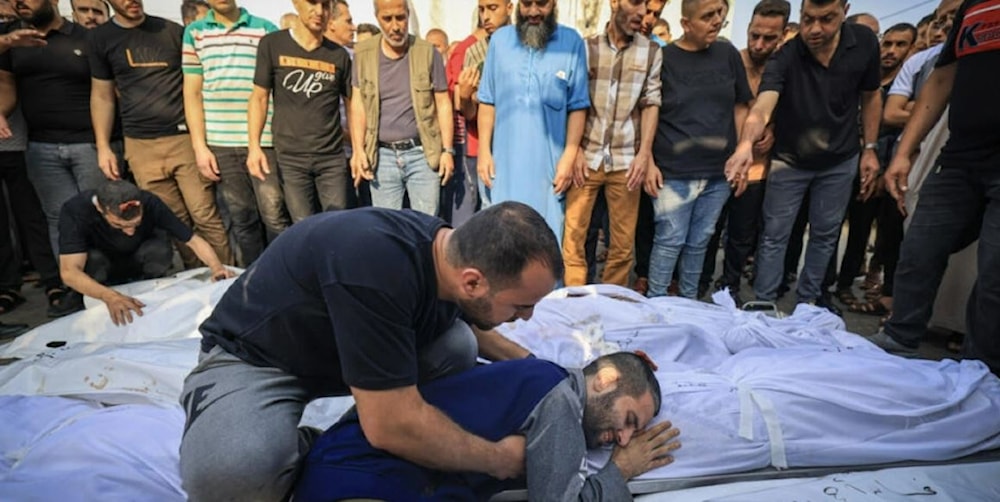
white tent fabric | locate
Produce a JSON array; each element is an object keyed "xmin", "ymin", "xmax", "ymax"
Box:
[{"xmin": 1, "ymin": 276, "xmax": 998, "ymax": 500}]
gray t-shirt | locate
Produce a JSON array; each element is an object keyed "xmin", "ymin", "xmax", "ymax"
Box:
[{"xmin": 352, "ymin": 46, "xmax": 447, "ymax": 143}]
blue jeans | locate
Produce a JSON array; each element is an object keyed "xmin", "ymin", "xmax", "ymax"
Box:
[
  {"xmin": 885, "ymin": 164, "xmax": 1000, "ymax": 374},
  {"xmin": 25, "ymin": 141, "xmax": 123, "ymax": 256},
  {"xmin": 754, "ymin": 156, "xmax": 857, "ymax": 303},
  {"xmin": 371, "ymin": 146, "xmax": 440, "ymax": 216},
  {"xmin": 648, "ymin": 176, "xmax": 731, "ymax": 298}
]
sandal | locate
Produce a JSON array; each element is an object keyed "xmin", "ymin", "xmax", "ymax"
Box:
[
  {"xmin": 849, "ymin": 298, "xmax": 891, "ymax": 316},
  {"xmin": 0, "ymin": 289, "xmax": 26, "ymax": 314},
  {"xmin": 864, "ymin": 284, "xmax": 883, "ymax": 301},
  {"xmin": 46, "ymin": 286, "xmax": 68, "ymax": 307},
  {"xmin": 836, "ymin": 288, "xmax": 859, "ymax": 306}
]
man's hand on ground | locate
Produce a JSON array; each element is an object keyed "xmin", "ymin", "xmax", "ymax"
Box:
[
  {"xmin": 102, "ymin": 291, "xmax": 146, "ymax": 326},
  {"xmin": 611, "ymin": 421, "xmax": 682, "ymax": 480},
  {"xmin": 488, "ymin": 435, "xmax": 526, "ymax": 480}
]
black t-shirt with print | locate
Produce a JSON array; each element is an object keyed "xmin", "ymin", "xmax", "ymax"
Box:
[
  {"xmin": 88, "ymin": 16, "xmax": 187, "ymax": 139},
  {"xmin": 936, "ymin": 0, "xmax": 1000, "ymax": 169},
  {"xmin": 254, "ymin": 31, "xmax": 352, "ymax": 155}
]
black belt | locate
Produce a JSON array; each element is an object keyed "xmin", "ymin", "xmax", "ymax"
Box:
[{"xmin": 378, "ymin": 137, "xmax": 422, "ymax": 150}]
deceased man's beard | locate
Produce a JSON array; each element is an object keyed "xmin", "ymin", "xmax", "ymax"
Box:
[{"xmin": 516, "ymin": 9, "xmax": 557, "ymax": 50}]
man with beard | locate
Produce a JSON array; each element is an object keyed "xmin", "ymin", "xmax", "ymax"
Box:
[
  {"xmin": 70, "ymin": 0, "xmax": 108, "ymax": 28},
  {"xmin": 704, "ymin": 0, "xmax": 790, "ymax": 303},
  {"xmin": 294, "ymin": 352, "xmax": 681, "ymax": 501},
  {"xmin": 453, "ymin": 0, "xmax": 511, "ymax": 211},
  {"xmin": 179, "ymin": 201, "xmax": 562, "ymax": 501},
  {"xmin": 0, "ymin": 0, "xmax": 124, "ymax": 317},
  {"xmin": 644, "ymin": 0, "xmax": 753, "ymax": 299},
  {"xmin": 478, "ymin": 0, "xmax": 590, "ymax": 246},
  {"xmin": 183, "ymin": 0, "xmax": 290, "ymax": 268},
  {"xmin": 562, "ymin": 0, "xmax": 662, "ymax": 288},
  {"xmin": 89, "ymin": 0, "xmax": 232, "ymax": 270},
  {"xmin": 835, "ymin": 22, "xmax": 915, "ymax": 315},
  {"xmin": 350, "ymin": 0, "xmax": 454, "ymax": 216},
  {"xmin": 725, "ymin": 0, "xmax": 881, "ymax": 314}
]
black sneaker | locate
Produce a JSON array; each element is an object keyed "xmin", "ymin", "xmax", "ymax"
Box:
[
  {"xmin": 48, "ymin": 291, "xmax": 84, "ymax": 318},
  {"xmin": 812, "ymin": 294, "xmax": 843, "ymax": 317}
]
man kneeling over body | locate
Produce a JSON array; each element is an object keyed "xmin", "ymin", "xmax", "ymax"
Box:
[
  {"xmin": 179, "ymin": 201, "xmax": 565, "ymax": 501},
  {"xmin": 58, "ymin": 180, "xmax": 234, "ymax": 325},
  {"xmin": 296, "ymin": 352, "xmax": 682, "ymax": 502}
]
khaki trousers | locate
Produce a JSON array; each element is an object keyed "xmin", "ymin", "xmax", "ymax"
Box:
[
  {"xmin": 562, "ymin": 168, "xmax": 639, "ymax": 286},
  {"xmin": 124, "ymin": 134, "xmax": 233, "ymax": 267}
]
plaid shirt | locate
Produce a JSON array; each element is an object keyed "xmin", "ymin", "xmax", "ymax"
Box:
[{"xmin": 581, "ymin": 31, "xmax": 662, "ymax": 171}]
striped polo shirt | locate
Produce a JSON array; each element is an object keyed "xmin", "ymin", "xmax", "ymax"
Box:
[{"xmin": 182, "ymin": 8, "xmax": 276, "ymax": 148}]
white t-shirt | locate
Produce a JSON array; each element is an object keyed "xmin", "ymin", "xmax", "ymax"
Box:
[{"xmin": 888, "ymin": 44, "xmax": 944, "ymax": 98}]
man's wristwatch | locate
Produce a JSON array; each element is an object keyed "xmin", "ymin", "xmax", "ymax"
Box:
[
  {"xmin": 863, "ymin": 142, "xmax": 878, "ymax": 152},
  {"xmin": 443, "ymin": 147, "xmax": 456, "ymax": 155}
]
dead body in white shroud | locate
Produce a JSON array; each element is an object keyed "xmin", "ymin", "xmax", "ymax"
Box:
[{"xmin": 498, "ymin": 285, "xmax": 1000, "ymax": 478}]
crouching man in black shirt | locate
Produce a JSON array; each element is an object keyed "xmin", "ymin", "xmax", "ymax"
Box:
[{"xmin": 58, "ymin": 180, "xmax": 235, "ymax": 325}]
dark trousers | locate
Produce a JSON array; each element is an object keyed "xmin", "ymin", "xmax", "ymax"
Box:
[
  {"xmin": 834, "ymin": 180, "xmax": 880, "ymax": 290},
  {"xmin": 0, "ymin": 151, "xmax": 59, "ymax": 291},
  {"xmin": 634, "ymin": 190, "xmax": 654, "ymax": 278},
  {"xmin": 276, "ymin": 151, "xmax": 350, "ymax": 223},
  {"xmin": 212, "ymin": 147, "xmax": 290, "ymax": 267},
  {"xmin": 85, "ymin": 233, "xmax": 174, "ymax": 286},
  {"xmin": 439, "ymin": 144, "xmax": 479, "ymax": 227},
  {"xmin": 885, "ymin": 164, "xmax": 999, "ymax": 375},
  {"xmin": 874, "ymin": 194, "xmax": 904, "ymax": 296},
  {"xmin": 704, "ymin": 182, "xmax": 766, "ymax": 295}
]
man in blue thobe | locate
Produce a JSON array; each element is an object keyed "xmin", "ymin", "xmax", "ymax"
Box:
[{"xmin": 477, "ymin": 0, "xmax": 590, "ymax": 246}]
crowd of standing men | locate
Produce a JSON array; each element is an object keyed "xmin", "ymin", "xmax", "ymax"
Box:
[{"xmin": 0, "ymin": 0, "xmax": 997, "ymax": 374}]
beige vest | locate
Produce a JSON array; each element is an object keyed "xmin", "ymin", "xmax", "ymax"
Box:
[{"xmin": 354, "ymin": 34, "xmax": 442, "ymax": 169}]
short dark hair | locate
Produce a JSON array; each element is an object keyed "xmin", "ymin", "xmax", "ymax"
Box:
[
  {"xmin": 884, "ymin": 22, "xmax": 917, "ymax": 42},
  {"xmin": 752, "ymin": 0, "xmax": 791, "ymax": 27},
  {"xmin": 357, "ymin": 23, "xmax": 381, "ymax": 35},
  {"xmin": 802, "ymin": 0, "xmax": 845, "ymax": 8},
  {"xmin": 584, "ymin": 352, "xmax": 662, "ymax": 416},
  {"xmin": 96, "ymin": 180, "xmax": 143, "ymax": 220},
  {"xmin": 446, "ymin": 201, "xmax": 563, "ymax": 290},
  {"xmin": 917, "ymin": 13, "xmax": 935, "ymax": 28},
  {"xmin": 181, "ymin": 0, "xmax": 208, "ymax": 23}
]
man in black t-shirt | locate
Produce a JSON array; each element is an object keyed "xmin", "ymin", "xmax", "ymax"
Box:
[
  {"xmin": 871, "ymin": 0, "xmax": 1000, "ymax": 375},
  {"xmin": 179, "ymin": 201, "xmax": 562, "ymax": 502},
  {"xmin": 726, "ymin": 0, "xmax": 882, "ymax": 312},
  {"xmin": 58, "ymin": 181, "xmax": 235, "ymax": 326},
  {"xmin": 643, "ymin": 0, "xmax": 753, "ymax": 300},
  {"xmin": 89, "ymin": 0, "xmax": 232, "ymax": 270},
  {"xmin": 0, "ymin": 1, "xmax": 123, "ymax": 259},
  {"xmin": 250, "ymin": 0, "xmax": 352, "ymax": 223}
]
